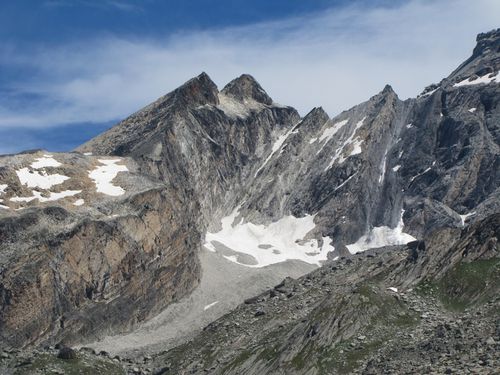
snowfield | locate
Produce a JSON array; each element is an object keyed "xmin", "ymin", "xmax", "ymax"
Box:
[
  {"xmin": 89, "ymin": 159, "xmax": 129, "ymax": 196},
  {"xmin": 16, "ymin": 168, "xmax": 69, "ymax": 190},
  {"xmin": 0, "ymin": 153, "xmax": 131, "ymax": 210},
  {"xmin": 346, "ymin": 209, "xmax": 416, "ymax": 254},
  {"xmin": 205, "ymin": 207, "xmax": 335, "ymax": 268},
  {"xmin": 30, "ymin": 155, "xmax": 62, "ymax": 169}
]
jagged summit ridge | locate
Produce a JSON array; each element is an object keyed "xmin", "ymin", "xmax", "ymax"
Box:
[
  {"xmin": 171, "ymin": 71, "xmax": 220, "ymax": 107},
  {"xmin": 221, "ymin": 74, "xmax": 274, "ymax": 105}
]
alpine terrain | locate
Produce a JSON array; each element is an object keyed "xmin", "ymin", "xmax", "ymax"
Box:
[{"xmin": 0, "ymin": 29, "xmax": 498, "ymax": 374}]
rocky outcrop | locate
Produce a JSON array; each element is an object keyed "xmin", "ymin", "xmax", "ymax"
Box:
[{"xmin": 78, "ymin": 73, "xmax": 301, "ymax": 222}]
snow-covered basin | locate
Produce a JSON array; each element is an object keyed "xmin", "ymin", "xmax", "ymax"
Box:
[{"xmin": 205, "ymin": 208, "xmax": 334, "ymax": 268}]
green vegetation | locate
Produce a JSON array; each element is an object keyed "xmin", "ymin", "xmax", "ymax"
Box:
[
  {"xmin": 290, "ymin": 342, "xmax": 315, "ymax": 370},
  {"xmin": 417, "ymin": 258, "xmax": 500, "ymax": 311},
  {"xmin": 222, "ymin": 349, "xmax": 254, "ymax": 372},
  {"xmin": 287, "ymin": 283, "xmax": 419, "ymax": 374}
]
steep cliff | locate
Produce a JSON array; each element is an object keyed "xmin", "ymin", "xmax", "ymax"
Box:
[{"xmin": 0, "ymin": 152, "xmax": 200, "ymax": 347}]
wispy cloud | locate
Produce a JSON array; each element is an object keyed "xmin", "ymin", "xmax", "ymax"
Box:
[{"xmin": 1, "ymin": 0, "xmax": 499, "ymax": 130}]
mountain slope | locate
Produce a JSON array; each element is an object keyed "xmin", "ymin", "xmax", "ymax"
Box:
[{"xmin": 151, "ymin": 214, "xmax": 499, "ymax": 375}]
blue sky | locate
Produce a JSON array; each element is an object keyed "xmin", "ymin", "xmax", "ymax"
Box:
[{"xmin": 0, "ymin": 0, "xmax": 499, "ymax": 154}]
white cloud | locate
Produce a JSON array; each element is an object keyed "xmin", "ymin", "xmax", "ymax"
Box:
[{"xmin": 1, "ymin": 0, "xmax": 499, "ymax": 129}]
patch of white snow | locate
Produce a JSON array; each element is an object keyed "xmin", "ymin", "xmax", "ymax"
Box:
[
  {"xmin": 203, "ymin": 301, "xmax": 219, "ymax": 311},
  {"xmin": 73, "ymin": 199, "xmax": 85, "ymax": 206},
  {"xmin": 89, "ymin": 159, "xmax": 128, "ymax": 196},
  {"xmin": 31, "ymin": 155, "xmax": 61, "ymax": 169},
  {"xmin": 205, "ymin": 207, "xmax": 334, "ymax": 268},
  {"xmin": 315, "ymin": 119, "xmax": 349, "ymax": 155},
  {"xmin": 346, "ymin": 209, "xmax": 416, "ymax": 254},
  {"xmin": 16, "ymin": 168, "xmax": 69, "ymax": 189},
  {"xmin": 324, "ymin": 117, "xmax": 366, "ymax": 170},
  {"xmin": 459, "ymin": 211, "xmax": 476, "ymax": 226},
  {"xmin": 334, "ymin": 173, "xmax": 357, "ymax": 192},
  {"xmin": 255, "ymin": 125, "xmax": 298, "ymax": 177},
  {"xmin": 453, "ymin": 71, "xmax": 500, "ymax": 87},
  {"xmin": 10, "ymin": 190, "xmax": 81, "ymax": 203}
]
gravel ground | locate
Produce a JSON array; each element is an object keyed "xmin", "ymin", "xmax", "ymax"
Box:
[{"xmin": 83, "ymin": 247, "xmax": 316, "ymax": 358}]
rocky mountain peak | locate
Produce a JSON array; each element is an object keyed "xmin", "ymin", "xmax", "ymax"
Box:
[
  {"xmin": 381, "ymin": 84, "xmax": 395, "ymax": 95},
  {"xmin": 172, "ymin": 72, "xmax": 220, "ymax": 107},
  {"xmin": 473, "ymin": 28, "xmax": 500, "ymax": 58},
  {"xmin": 221, "ymin": 74, "xmax": 273, "ymax": 105}
]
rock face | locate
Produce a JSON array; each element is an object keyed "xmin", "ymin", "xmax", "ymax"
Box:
[
  {"xmin": 81, "ymin": 29, "xmax": 500, "ymax": 268},
  {"xmin": 0, "ymin": 152, "xmax": 200, "ymax": 347},
  {"xmin": 0, "ymin": 29, "xmax": 499, "ymax": 351}
]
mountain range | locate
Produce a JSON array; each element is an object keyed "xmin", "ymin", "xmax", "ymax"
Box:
[{"xmin": 0, "ymin": 28, "xmax": 498, "ymax": 374}]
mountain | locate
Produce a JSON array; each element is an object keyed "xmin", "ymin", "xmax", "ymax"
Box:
[{"xmin": 0, "ymin": 28, "xmax": 499, "ymax": 374}]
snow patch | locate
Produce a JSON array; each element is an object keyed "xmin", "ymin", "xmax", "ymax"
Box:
[
  {"xmin": 378, "ymin": 149, "xmax": 388, "ymax": 184},
  {"xmin": 453, "ymin": 71, "xmax": 500, "ymax": 87},
  {"xmin": 459, "ymin": 211, "xmax": 476, "ymax": 226},
  {"xmin": 205, "ymin": 207, "xmax": 334, "ymax": 268},
  {"xmin": 73, "ymin": 199, "xmax": 85, "ymax": 206},
  {"xmin": 10, "ymin": 190, "xmax": 81, "ymax": 203},
  {"xmin": 315, "ymin": 119, "xmax": 349, "ymax": 155},
  {"xmin": 387, "ymin": 287, "xmax": 398, "ymax": 293},
  {"xmin": 334, "ymin": 173, "xmax": 357, "ymax": 192},
  {"xmin": 406, "ymin": 123, "xmax": 413, "ymax": 129},
  {"xmin": 83, "ymin": 152, "xmax": 93, "ymax": 156},
  {"xmin": 89, "ymin": 159, "xmax": 128, "ymax": 196},
  {"xmin": 203, "ymin": 301, "xmax": 219, "ymax": 311},
  {"xmin": 410, "ymin": 167, "xmax": 432, "ymax": 182},
  {"xmin": 16, "ymin": 168, "xmax": 69, "ymax": 190},
  {"xmin": 420, "ymin": 87, "xmax": 438, "ymax": 97},
  {"xmin": 325, "ymin": 117, "xmax": 366, "ymax": 170},
  {"xmin": 255, "ymin": 125, "xmax": 298, "ymax": 177},
  {"xmin": 468, "ymin": 108, "xmax": 477, "ymax": 113},
  {"xmin": 392, "ymin": 165, "xmax": 401, "ymax": 172},
  {"xmin": 31, "ymin": 155, "xmax": 61, "ymax": 169},
  {"xmin": 346, "ymin": 210, "xmax": 416, "ymax": 254}
]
